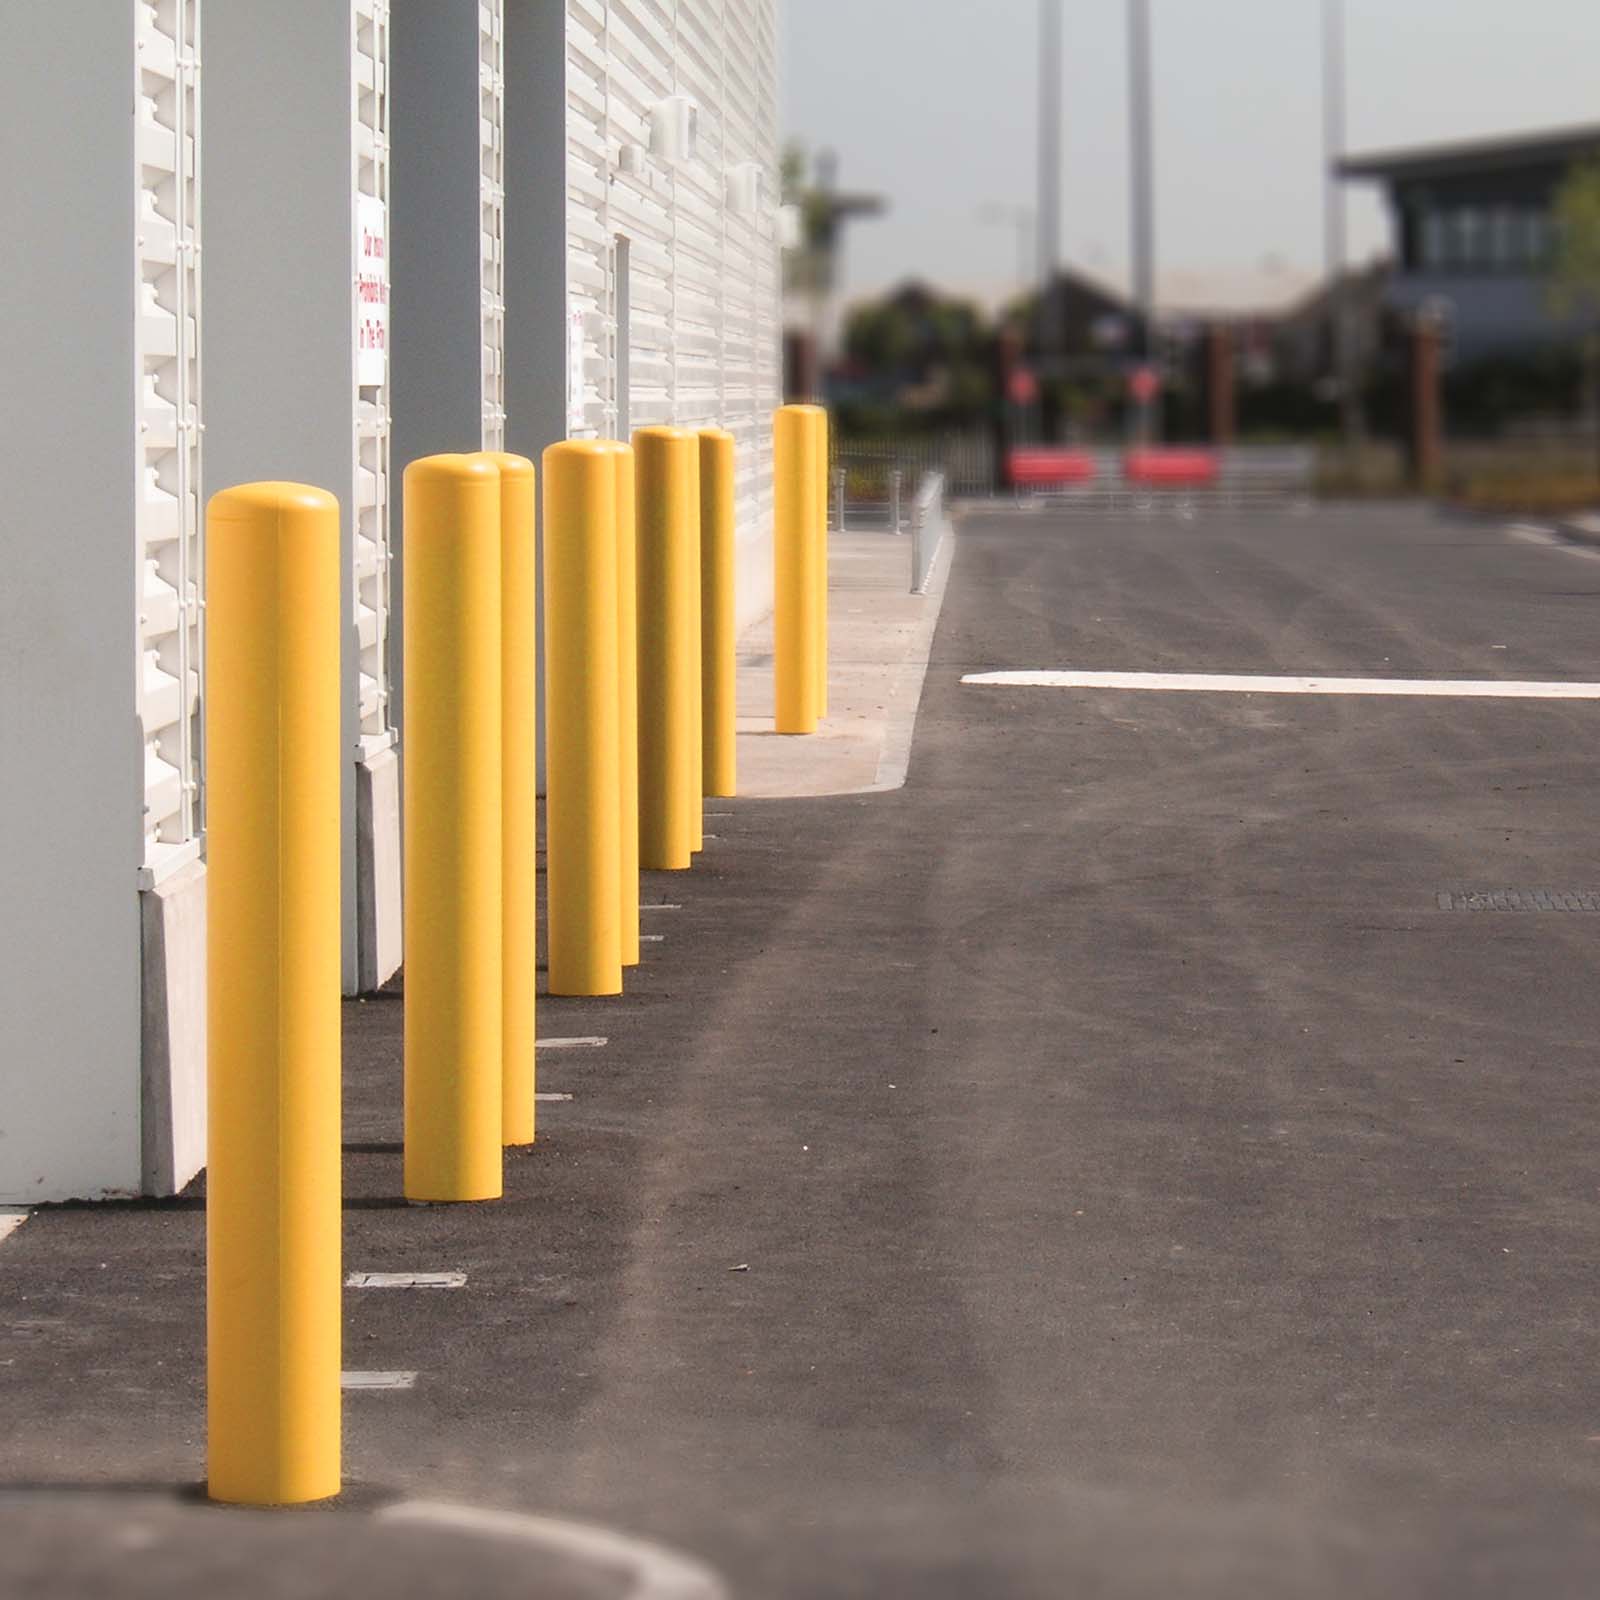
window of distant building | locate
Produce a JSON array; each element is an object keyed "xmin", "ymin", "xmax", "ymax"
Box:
[{"xmin": 1414, "ymin": 201, "xmax": 1554, "ymax": 273}]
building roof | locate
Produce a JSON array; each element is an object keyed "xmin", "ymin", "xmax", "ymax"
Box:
[{"xmin": 1338, "ymin": 122, "xmax": 1600, "ymax": 184}]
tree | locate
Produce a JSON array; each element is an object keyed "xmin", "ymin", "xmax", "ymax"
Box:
[{"xmin": 1547, "ymin": 157, "xmax": 1600, "ymax": 480}]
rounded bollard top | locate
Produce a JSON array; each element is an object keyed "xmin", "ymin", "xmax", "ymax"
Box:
[
  {"xmin": 546, "ymin": 437, "xmax": 624, "ymax": 457},
  {"xmin": 403, "ymin": 452, "xmax": 501, "ymax": 488},
  {"xmin": 775, "ymin": 402, "xmax": 827, "ymax": 418},
  {"xmin": 206, "ymin": 481, "xmax": 339, "ymax": 521},
  {"xmin": 475, "ymin": 450, "xmax": 535, "ymax": 482},
  {"xmin": 630, "ymin": 425, "xmax": 696, "ymax": 445},
  {"xmin": 696, "ymin": 425, "xmax": 734, "ymax": 442}
]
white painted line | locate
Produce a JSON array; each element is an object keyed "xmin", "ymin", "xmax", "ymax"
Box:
[
  {"xmin": 962, "ymin": 669, "xmax": 1600, "ymax": 699},
  {"xmin": 640, "ymin": 933, "xmax": 666, "ymax": 942},
  {"xmin": 1506, "ymin": 521, "xmax": 1600, "ymax": 562},
  {"xmin": 702, "ymin": 833, "xmax": 721, "ymax": 840},
  {"xmin": 538, "ymin": 1036, "xmax": 607, "ymax": 1050},
  {"xmin": 705, "ymin": 811, "xmax": 734, "ymax": 817},
  {"xmin": 641, "ymin": 903, "xmax": 682, "ymax": 911},
  {"xmin": 341, "ymin": 1370, "xmax": 418, "ymax": 1390},
  {"xmin": 378, "ymin": 1501, "xmax": 729, "ymax": 1600},
  {"xmin": 0, "ymin": 1209, "xmax": 28, "ymax": 1248},
  {"xmin": 535, "ymin": 1092, "xmax": 573, "ymax": 1103},
  {"xmin": 346, "ymin": 1271, "xmax": 465, "ymax": 1290}
]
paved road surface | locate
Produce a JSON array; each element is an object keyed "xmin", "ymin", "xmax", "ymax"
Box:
[{"xmin": 6, "ymin": 504, "xmax": 1600, "ymax": 1596}]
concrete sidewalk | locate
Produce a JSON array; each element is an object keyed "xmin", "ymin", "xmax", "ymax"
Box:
[{"xmin": 734, "ymin": 523, "xmax": 952, "ymax": 797}]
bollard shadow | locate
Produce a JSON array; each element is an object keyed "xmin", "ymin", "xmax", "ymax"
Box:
[{"xmin": 342, "ymin": 1140, "xmax": 402, "ymax": 1156}]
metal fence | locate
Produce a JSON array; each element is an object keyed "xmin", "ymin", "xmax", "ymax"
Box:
[{"xmin": 832, "ymin": 433, "xmax": 994, "ymax": 514}]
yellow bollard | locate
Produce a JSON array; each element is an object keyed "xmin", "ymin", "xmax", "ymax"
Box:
[
  {"xmin": 687, "ymin": 440, "xmax": 704, "ymax": 851},
  {"xmin": 206, "ymin": 482, "xmax": 341, "ymax": 1506},
  {"xmin": 698, "ymin": 427, "xmax": 737, "ymax": 797},
  {"xmin": 403, "ymin": 454, "xmax": 504, "ymax": 1201},
  {"xmin": 811, "ymin": 406, "xmax": 829, "ymax": 717},
  {"xmin": 773, "ymin": 405, "xmax": 819, "ymax": 733},
  {"xmin": 478, "ymin": 452, "xmax": 538, "ymax": 1146},
  {"xmin": 634, "ymin": 426, "xmax": 699, "ymax": 868},
  {"xmin": 599, "ymin": 440, "xmax": 641, "ymax": 966},
  {"xmin": 543, "ymin": 440, "xmax": 623, "ymax": 995}
]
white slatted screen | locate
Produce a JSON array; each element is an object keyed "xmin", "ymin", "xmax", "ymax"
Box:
[
  {"xmin": 481, "ymin": 0, "xmax": 507, "ymax": 448},
  {"xmin": 353, "ymin": 0, "xmax": 394, "ymax": 750},
  {"xmin": 137, "ymin": 0, "xmax": 202, "ymax": 885},
  {"xmin": 564, "ymin": 0, "xmax": 779, "ymax": 565}
]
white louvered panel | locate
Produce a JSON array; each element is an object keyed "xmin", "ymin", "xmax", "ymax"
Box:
[
  {"xmin": 562, "ymin": 0, "xmax": 779, "ymax": 554},
  {"xmin": 566, "ymin": 7, "xmax": 611, "ymax": 435},
  {"xmin": 353, "ymin": 1, "xmax": 393, "ymax": 748},
  {"xmin": 480, "ymin": 0, "xmax": 506, "ymax": 448},
  {"xmin": 136, "ymin": 0, "xmax": 202, "ymax": 881}
]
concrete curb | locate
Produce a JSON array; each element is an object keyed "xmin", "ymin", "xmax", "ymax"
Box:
[
  {"xmin": 869, "ymin": 521, "xmax": 957, "ymax": 793},
  {"xmin": 1556, "ymin": 513, "xmax": 1600, "ymax": 549}
]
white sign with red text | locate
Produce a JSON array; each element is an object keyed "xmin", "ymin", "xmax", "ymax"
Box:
[{"xmin": 357, "ymin": 194, "xmax": 388, "ymax": 387}]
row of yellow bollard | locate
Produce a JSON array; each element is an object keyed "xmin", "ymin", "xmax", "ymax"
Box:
[
  {"xmin": 204, "ymin": 411, "xmax": 820, "ymax": 1507},
  {"xmin": 773, "ymin": 404, "xmax": 829, "ymax": 733}
]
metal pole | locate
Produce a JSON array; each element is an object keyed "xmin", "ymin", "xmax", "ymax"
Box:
[
  {"xmin": 1323, "ymin": 0, "xmax": 1360, "ymax": 448},
  {"xmin": 1128, "ymin": 0, "xmax": 1155, "ymax": 357},
  {"xmin": 890, "ymin": 469, "xmax": 903, "ymax": 533},
  {"xmin": 833, "ymin": 465, "xmax": 847, "ymax": 535},
  {"xmin": 1037, "ymin": 0, "xmax": 1063, "ymax": 367},
  {"xmin": 1128, "ymin": 0, "xmax": 1157, "ymax": 445}
]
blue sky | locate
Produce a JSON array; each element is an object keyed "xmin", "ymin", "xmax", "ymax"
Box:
[{"xmin": 781, "ymin": 0, "xmax": 1600, "ymax": 311}]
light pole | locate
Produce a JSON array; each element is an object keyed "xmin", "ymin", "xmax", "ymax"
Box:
[
  {"xmin": 1127, "ymin": 0, "xmax": 1156, "ymax": 440},
  {"xmin": 1037, "ymin": 0, "xmax": 1063, "ymax": 376},
  {"xmin": 1323, "ymin": 0, "xmax": 1362, "ymax": 447}
]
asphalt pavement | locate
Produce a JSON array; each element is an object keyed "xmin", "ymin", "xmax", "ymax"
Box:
[{"xmin": 6, "ymin": 502, "xmax": 1600, "ymax": 1597}]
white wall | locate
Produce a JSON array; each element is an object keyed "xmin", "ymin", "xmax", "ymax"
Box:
[{"xmin": 0, "ymin": 5, "xmax": 145, "ymax": 1201}]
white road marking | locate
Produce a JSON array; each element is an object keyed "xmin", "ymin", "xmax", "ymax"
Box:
[
  {"xmin": 640, "ymin": 933, "xmax": 666, "ymax": 942},
  {"xmin": 347, "ymin": 1271, "xmax": 465, "ymax": 1290},
  {"xmin": 538, "ymin": 1036, "xmax": 607, "ymax": 1050},
  {"xmin": 962, "ymin": 669, "xmax": 1600, "ymax": 699},
  {"xmin": 0, "ymin": 1210, "xmax": 27, "ymax": 1248},
  {"xmin": 641, "ymin": 903, "xmax": 682, "ymax": 911},
  {"xmin": 378, "ymin": 1501, "xmax": 729, "ymax": 1600},
  {"xmin": 534, "ymin": 1092, "xmax": 573, "ymax": 1102},
  {"xmin": 1506, "ymin": 521, "xmax": 1600, "ymax": 561},
  {"xmin": 341, "ymin": 1370, "xmax": 418, "ymax": 1390}
]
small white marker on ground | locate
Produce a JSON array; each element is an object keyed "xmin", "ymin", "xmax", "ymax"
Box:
[
  {"xmin": 346, "ymin": 1271, "xmax": 466, "ymax": 1290},
  {"xmin": 640, "ymin": 933, "xmax": 666, "ymax": 942},
  {"xmin": 341, "ymin": 1370, "xmax": 418, "ymax": 1390},
  {"xmin": 641, "ymin": 903, "xmax": 682, "ymax": 911},
  {"xmin": 538, "ymin": 1036, "xmax": 608, "ymax": 1050},
  {"xmin": 535, "ymin": 1092, "xmax": 573, "ymax": 1103}
]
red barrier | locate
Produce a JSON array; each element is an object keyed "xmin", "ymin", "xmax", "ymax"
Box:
[
  {"xmin": 1008, "ymin": 448, "xmax": 1098, "ymax": 488},
  {"xmin": 1123, "ymin": 448, "xmax": 1219, "ymax": 488}
]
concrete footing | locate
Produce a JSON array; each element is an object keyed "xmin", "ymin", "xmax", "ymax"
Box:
[
  {"xmin": 138, "ymin": 863, "xmax": 206, "ymax": 1197},
  {"xmin": 357, "ymin": 746, "xmax": 403, "ymax": 994}
]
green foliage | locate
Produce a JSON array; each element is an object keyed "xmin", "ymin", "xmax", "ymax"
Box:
[{"xmin": 1548, "ymin": 157, "xmax": 1600, "ymax": 318}]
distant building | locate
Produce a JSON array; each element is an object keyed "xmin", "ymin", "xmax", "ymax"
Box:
[{"xmin": 1339, "ymin": 122, "xmax": 1600, "ymax": 364}]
